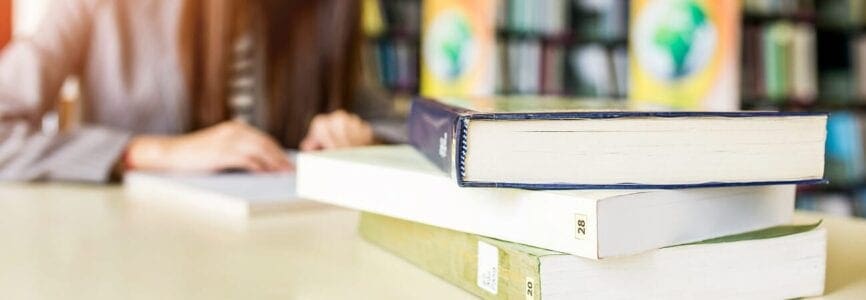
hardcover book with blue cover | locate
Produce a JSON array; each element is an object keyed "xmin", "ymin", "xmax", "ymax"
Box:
[{"xmin": 407, "ymin": 97, "xmax": 828, "ymax": 189}]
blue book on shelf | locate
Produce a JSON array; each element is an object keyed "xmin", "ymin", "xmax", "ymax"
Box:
[{"xmin": 407, "ymin": 97, "xmax": 829, "ymax": 189}]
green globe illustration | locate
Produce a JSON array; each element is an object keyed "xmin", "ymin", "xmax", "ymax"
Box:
[
  {"xmin": 652, "ymin": 1, "xmax": 707, "ymax": 77},
  {"xmin": 635, "ymin": 0, "xmax": 717, "ymax": 80},
  {"xmin": 425, "ymin": 11, "xmax": 475, "ymax": 81}
]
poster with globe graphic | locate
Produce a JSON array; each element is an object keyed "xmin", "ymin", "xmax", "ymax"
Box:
[
  {"xmin": 630, "ymin": 0, "xmax": 740, "ymax": 111},
  {"xmin": 420, "ymin": 0, "xmax": 495, "ymax": 98}
]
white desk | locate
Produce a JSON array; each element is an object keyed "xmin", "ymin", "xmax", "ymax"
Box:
[{"xmin": 0, "ymin": 183, "xmax": 863, "ymax": 299}]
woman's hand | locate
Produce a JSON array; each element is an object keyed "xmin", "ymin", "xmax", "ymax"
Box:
[
  {"xmin": 126, "ymin": 121, "xmax": 292, "ymax": 173},
  {"xmin": 300, "ymin": 110, "xmax": 374, "ymax": 151}
]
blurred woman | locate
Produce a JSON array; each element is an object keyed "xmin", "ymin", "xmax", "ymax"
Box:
[{"xmin": 0, "ymin": 0, "xmax": 375, "ymax": 181}]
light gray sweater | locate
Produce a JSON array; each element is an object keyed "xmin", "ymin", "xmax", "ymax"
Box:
[{"xmin": 0, "ymin": 0, "xmax": 199, "ymax": 182}]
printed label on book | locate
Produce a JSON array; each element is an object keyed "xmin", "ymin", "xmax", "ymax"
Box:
[
  {"xmin": 525, "ymin": 277, "xmax": 536, "ymax": 300},
  {"xmin": 476, "ymin": 240, "xmax": 499, "ymax": 294},
  {"xmin": 575, "ymin": 214, "xmax": 587, "ymax": 240},
  {"xmin": 438, "ymin": 132, "xmax": 448, "ymax": 158}
]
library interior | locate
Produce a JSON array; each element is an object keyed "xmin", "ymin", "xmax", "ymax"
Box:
[{"xmin": 1, "ymin": 0, "xmax": 866, "ymax": 299}]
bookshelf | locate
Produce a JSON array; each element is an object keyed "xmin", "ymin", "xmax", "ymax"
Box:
[
  {"xmin": 360, "ymin": 0, "xmax": 421, "ymax": 112},
  {"xmin": 740, "ymin": 1, "xmax": 817, "ymax": 110},
  {"xmin": 360, "ymin": 0, "xmax": 866, "ymax": 219},
  {"xmin": 738, "ymin": 0, "xmax": 866, "ymax": 218},
  {"xmin": 495, "ymin": 0, "xmax": 629, "ymax": 98},
  {"xmin": 361, "ymin": 0, "xmax": 628, "ymax": 102}
]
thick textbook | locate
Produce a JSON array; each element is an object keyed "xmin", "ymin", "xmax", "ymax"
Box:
[
  {"xmin": 360, "ymin": 212, "xmax": 826, "ymax": 300},
  {"xmin": 124, "ymin": 171, "xmax": 310, "ymax": 219},
  {"xmin": 297, "ymin": 145, "xmax": 796, "ymax": 259},
  {"xmin": 408, "ymin": 96, "xmax": 827, "ymax": 189}
]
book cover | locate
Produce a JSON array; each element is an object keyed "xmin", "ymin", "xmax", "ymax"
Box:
[
  {"xmin": 407, "ymin": 96, "xmax": 624, "ymax": 177},
  {"xmin": 360, "ymin": 212, "xmax": 825, "ymax": 300},
  {"xmin": 420, "ymin": 0, "xmax": 496, "ymax": 97},
  {"xmin": 629, "ymin": 0, "xmax": 740, "ymax": 110}
]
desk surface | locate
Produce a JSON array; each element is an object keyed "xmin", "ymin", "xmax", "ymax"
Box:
[{"xmin": 0, "ymin": 183, "xmax": 864, "ymax": 299}]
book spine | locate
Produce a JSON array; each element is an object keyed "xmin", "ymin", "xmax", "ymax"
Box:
[
  {"xmin": 359, "ymin": 212, "xmax": 543, "ymax": 300},
  {"xmin": 407, "ymin": 97, "xmax": 471, "ymax": 176}
]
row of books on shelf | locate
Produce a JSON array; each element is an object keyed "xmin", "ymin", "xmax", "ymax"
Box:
[
  {"xmin": 495, "ymin": 40, "xmax": 627, "ymax": 97},
  {"xmin": 825, "ymin": 111, "xmax": 866, "ymax": 185},
  {"xmin": 821, "ymin": 33, "xmax": 866, "ymax": 103},
  {"xmin": 741, "ymin": 21, "xmax": 817, "ymax": 105},
  {"xmin": 743, "ymin": 0, "xmax": 814, "ymax": 18},
  {"xmin": 820, "ymin": 0, "xmax": 866, "ymax": 108},
  {"xmin": 747, "ymin": 0, "xmax": 866, "ymax": 38},
  {"xmin": 361, "ymin": 0, "xmax": 629, "ymax": 98},
  {"xmin": 740, "ymin": 0, "xmax": 866, "ymax": 108},
  {"xmin": 361, "ymin": 0, "xmax": 421, "ymax": 93},
  {"xmin": 365, "ymin": 0, "xmax": 866, "ymax": 109},
  {"xmin": 571, "ymin": 0, "xmax": 628, "ymax": 42},
  {"xmin": 381, "ymin": 0, "xmax": 420, "ymax": 35},
  {"xmin": 363, "ymin": 38, "xmax": 627, "ymax": 97},
  {"xmin": 362, "ymin": 40, "xmax": 419, "ymax": 93},
  {"xmin": 816, "ymin": 0, "xmax": 866, "ymax": 105},
  {"xmin": 364, "ymin": 0, "xmax": 628, "ymax": 39},
  {"xmin": 818, "ymin": 0, "xmax": 866, "ymax": 29},
  {"xmin": 497, "ymin": 0, "xmax": 627, "ymax": 41},
  {"xmin": 497, "ymin": 0, "xmax": 567, "ymax": 36},
  {"xmin": 296, "ymin": 97, "xmax": 828, "ymax": 299}
]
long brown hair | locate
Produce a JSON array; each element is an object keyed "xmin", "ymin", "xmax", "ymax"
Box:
[{"xmin": 180, "ymin": 0, "xmax": 362, "ymax": 147}]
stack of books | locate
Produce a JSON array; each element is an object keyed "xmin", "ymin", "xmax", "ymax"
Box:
[{"xmin": 298, "ymin": 97, "xmax": 829, "ymax": 299}]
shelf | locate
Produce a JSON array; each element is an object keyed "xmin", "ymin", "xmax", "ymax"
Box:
[
  {"xmin": 740, "ymin": 97, "xmax": 819, "ymax": 111},
  {"xmin": 495, "ymin": 29, "xmax": 627, "ymax": 47},
  {"xmin": 742, "ymin": 12, "xmax": 817, "ymax": 23},
  {"xmin": 739, "ymin": 96, "xmax": 866, "ymax": 112},
  {"xmin": 365, "ymin": 29, "xmax": 420, "ymax": 42}
]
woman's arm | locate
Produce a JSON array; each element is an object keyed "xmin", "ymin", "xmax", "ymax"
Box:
[
  {"xmin": 300, "ymin": 110, "xmax": 375, "ymax": 151},
  {"xmin": 0, "ymin": 0, "xmax": 134, "ymax": 182},
  {"xmin": 127, "ymin": 121, "xmax": 292, "ymax": 173},
  {"xmin": 124, "ymin": 109, "xmax": 371, "ymax": 173}
]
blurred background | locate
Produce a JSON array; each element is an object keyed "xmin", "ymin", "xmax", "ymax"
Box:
[{"xmin": 4, "ymin": 0, "xmax": 865, "ymax": 218}]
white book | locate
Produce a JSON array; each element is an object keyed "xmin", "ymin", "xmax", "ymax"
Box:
[
  {"xmin": 297, "ymin": 145, "xmax": 797, "ymax": 259},
  {"xmin": 124, "ymin": 171, "xmax": 311, "ymax": 219},
  {"xmin": 363, "ymin": 211, "xmax": 826, "ymax": 299},
  {"xmin": 538, "ymin": 228, "xmax": 826, "ymax": 299}
]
